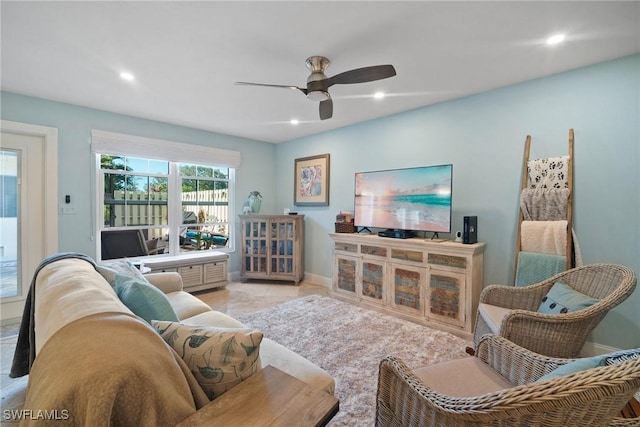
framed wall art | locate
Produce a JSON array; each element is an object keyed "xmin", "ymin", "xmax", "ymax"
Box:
[{"xmin": 294, "ymin": 153, "xmax": 330, "ymax": 206}]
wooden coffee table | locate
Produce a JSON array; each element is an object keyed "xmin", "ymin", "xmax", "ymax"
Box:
[{"xmin": 177, "ymin": 365, "xmax": 339, "ymax": 426}]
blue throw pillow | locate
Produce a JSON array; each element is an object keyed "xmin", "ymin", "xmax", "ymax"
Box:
[
  {"xmin": 97, "ymin": 260, "xmax": 178, "ymax": 324},
  {"xmin": 114, "ymin": 273, "xmax": 180, "ymax": 324},
  {"xmin": 537, "ymin": 281, "xmax": 599, "ymax": 314},
  {"xmin": 537, "ymin": 348, "xmax": 640, "ymax": 382}
]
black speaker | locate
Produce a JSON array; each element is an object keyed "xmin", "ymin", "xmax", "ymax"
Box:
[{"xmin": 463, "ymin": 216, "xmax": 477, "ymax": 244}]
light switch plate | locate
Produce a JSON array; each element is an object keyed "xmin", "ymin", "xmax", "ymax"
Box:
[{"xmin": 59, "ymin": 206, "xmax": 77, "ymax": 215}]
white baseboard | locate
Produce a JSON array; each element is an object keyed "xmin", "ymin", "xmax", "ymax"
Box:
[
  {"xmin": 229, "ymin": 270, "xmax": 241, "ymax": 282},
  {"xmin": 580, "ymin": 341, "xmax": 621, "ymax": 357},
  {"xmin": 227, "ymin": 270, "xmax": 332, "ymax": 289},
  {"xmin": 301, "ymin": 272, "xmax": 331, "ymax": 288}
]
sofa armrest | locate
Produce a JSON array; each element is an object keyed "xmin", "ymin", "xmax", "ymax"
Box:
[{"xmin": 145, "ymin": 272, "xmax": 184, "ymax": 294}]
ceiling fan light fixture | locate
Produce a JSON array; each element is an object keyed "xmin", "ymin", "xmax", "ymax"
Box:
[
  {"xmin": 236, "ymin": 56, "xmax": 396, "ymax": 120},
  {"xmin": 307, "ymin": 90, "xmax": 329, "ymax": 101}
]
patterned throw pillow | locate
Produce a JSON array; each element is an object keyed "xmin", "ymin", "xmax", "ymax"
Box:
[
  {"xmin": 537, "ymin": 281, "xmax": 599, "ymax": 314},
  {"xmin": 604, "ymin": 348, "xmax": 640, "ymax": 366},
  {"xmin": 152, "ymin": 321, "xmax": 263, "ymax": 400},
  {"xmin": 97, "ymin": 259, "xmax": 147, "ymax": 284}
]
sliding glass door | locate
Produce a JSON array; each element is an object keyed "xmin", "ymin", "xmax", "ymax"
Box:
[
  {"xmin": 0, "ymin": 150, "xmax": 19, "ymax": 298},
  {"xmin": 0, "ymin": 121, "xmax": 58, "ymax": 321}
]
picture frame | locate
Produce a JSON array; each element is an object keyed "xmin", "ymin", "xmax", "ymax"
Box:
[{"xmin": 294, "ymin": 153, "xmax": 330, "ymax": 206}]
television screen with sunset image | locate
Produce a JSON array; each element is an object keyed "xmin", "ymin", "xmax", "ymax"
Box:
[{"xmin": 354, "ymin": 164, "xmax": 453, "ymax": 235}]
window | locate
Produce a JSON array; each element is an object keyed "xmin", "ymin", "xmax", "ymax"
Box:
[
  {"xmin": 92, "ymin": 130, "xmax": 241, "ymax": 261},
  {"xmin": 179, "ymin": 163, "xmax": 230, "ymax": 250}
]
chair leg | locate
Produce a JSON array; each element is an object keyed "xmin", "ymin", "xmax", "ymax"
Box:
[{"xmin": 465, "ymin": 346, "xmax": 475, "ymax": 356}]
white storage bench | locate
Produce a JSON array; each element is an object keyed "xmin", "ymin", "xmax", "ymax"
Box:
[{"xmin": 143, "ymin": 251, "xmax": 229, "ymax": 292}]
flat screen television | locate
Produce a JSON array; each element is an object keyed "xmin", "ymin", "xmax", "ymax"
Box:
[{"xmin": 354, "ymin": 164, "xmax": 453, "ymax": 237}]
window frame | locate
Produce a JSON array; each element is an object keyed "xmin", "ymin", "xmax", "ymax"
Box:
[{"xmin": 91, "ymin": 130, "xmax": 240, "ymax": 262}]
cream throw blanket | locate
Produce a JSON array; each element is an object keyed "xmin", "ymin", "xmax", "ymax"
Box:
[
  {"xmin": 521, "ymin": 220, "xmax": 567, "ymax": 256},
  {"xmin": 520, "ymin": 221, "xmax": 583, "ymax": 266},
  {"xmin": 21, "ymin": 312, "xmax": 200, "ymax": 426}
]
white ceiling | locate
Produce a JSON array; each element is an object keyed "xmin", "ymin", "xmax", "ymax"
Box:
[{"xmin": 2, "ymin": 1, "xmax": 639, "ymax": 144}]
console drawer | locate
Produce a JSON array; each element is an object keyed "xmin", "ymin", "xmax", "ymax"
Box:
[
  {"xmin": 361, "ymin": 245, "xmax": 387, "ymax": 257},
  {"xmin": 335, "ymin": 242, "xmax": 358, "ymax": 253},
  {"xmin": 428, "ymin": 253, "xmax": 467, "ymax": 269},
  {"xmin": 391, "ymin": 249, "xmax": 424, "ymax": 263}
]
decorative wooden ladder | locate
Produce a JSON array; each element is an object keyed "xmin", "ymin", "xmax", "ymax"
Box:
[{"xmin": 513, "ymin": 129, "xmax": 575, "ymax": 285}]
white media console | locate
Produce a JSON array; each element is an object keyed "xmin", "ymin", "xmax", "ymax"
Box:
[{"xmin": 330, "ymin": 233, "xmax": 485, "ymax": 339}]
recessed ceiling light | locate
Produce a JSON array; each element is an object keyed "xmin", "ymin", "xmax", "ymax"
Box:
[
  {"xmin": 546, "ymin": 34, "xmax": 566, "ymax": 45},
  {"xmin": 120, "ymin": 72, "xmax": 135, "ymax": 81},
  {"xmin": 374, "ymin": 92, "xmax": 385, "ymax": 99},
  {"xmin": 290, "ymin": 119, "xmax": 299, "ymax": 125}
]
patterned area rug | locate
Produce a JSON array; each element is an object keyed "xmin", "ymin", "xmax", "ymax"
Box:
[{"xmin": 238, "ymin": 295, "xmax": 470, "ymax": 426}]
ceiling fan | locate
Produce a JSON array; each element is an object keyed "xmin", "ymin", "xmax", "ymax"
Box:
[{"xmin": 235, "ymin": 56, "xmax": 396, "ymax": 120}]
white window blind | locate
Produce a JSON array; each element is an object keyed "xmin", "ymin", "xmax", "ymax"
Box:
[{"xmin": 91, "ymin": 130, "xmax": 241, "ymax": 168}]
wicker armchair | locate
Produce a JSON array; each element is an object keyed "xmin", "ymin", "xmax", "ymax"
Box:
[
  {"xmin": 473, "ymin": 263, "xmax": 636, "ymax": 358},
  {"xmin": 376, "ymin": 334, "xmax": 640, "ymax": 427}
]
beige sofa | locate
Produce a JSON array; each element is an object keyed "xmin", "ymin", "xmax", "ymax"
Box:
[{"xmin": 18, "ymin": 256, "xmax": 334, "ymax": 426}]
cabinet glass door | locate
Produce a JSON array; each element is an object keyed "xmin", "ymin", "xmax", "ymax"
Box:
[
  {"xmin": 335, "ymin": 255, "xmax": 358, "ymax": 295},
  {"xmin": 244, "ymin": 220, "xmax": 267, "ymax": 273},
  {"xmin": 270, "ymin": 220, "xmax": 295, "ymax": 275},
  {"xmin": 391, "ymin": 264, "xmax": 425, "ymax": 316},
  {"xmin": 427, "ymin": 270, "xmax": 465, "ymax": 327},
  {"xmin": 361, "ymin": 260, "xmax": 385, "ymax": 304}
]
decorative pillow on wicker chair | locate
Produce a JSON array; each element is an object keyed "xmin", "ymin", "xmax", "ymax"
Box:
[
  {"xmin": 604, "ymin": 348, "xmax": 640, "ymax": 366},
  {"xmin": 537, "ymin": 348, "xmax": 640, "ymax": 382},
  {"xmin": 537, "ymin": 281, "xmax": 599, "ymax": 314},
  {"xmin": 536, "ymin": 355, "xmax": 605, "ymax": 382},
  {"xmin": 152, "ymin": 321, "xmax": 263, "ymax": 400}
]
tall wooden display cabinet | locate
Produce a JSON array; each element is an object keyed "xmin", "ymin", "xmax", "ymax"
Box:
[{"xmin": 239, "ymin": 214, "xmax": 305, "ymax": 285}]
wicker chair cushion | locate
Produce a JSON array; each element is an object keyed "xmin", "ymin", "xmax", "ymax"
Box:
[
  {"xmin": 413, "ymin": 356, "xmax": 512, "ymax": 397},
  {"xmin": 537, "ymin": 281, "xmax": 599, "ymax": 314},
  {"xmin": 478, "ymin": 303, "xmax": 512, "ymax": 334}
]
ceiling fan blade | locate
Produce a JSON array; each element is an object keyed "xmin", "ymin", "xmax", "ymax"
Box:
[
  {"xmin": 235, "ymin": 81, "xmax": 307, "ymax": 95},
  {"xmin": 326, "ymin": 65, "xmax": 396, "ymax": 87},
  {"xmin": 319, "ymin": 97, "xmax": 333, "ymax": 120}
]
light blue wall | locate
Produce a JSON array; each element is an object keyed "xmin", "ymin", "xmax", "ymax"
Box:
[
  {"xmin": 2, "ymin": 54, "xmax": 638, "ymax": 350},
  {"xmin": 276, "ymin": 54, "xmax": 640, "ymax": 350},
  {"xmin": 0, "ymin": 92, "xmax": 277, "ymax": 273}
]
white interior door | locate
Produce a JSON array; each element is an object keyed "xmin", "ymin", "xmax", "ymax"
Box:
[{"xmin": 0, "ymin": 121, "xmax": 58, "ymax": 321}]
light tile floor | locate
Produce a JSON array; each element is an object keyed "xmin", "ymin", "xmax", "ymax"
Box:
[{"xmin": 0, "ymin": 279, "xmax": 329, "ymax": 414}]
